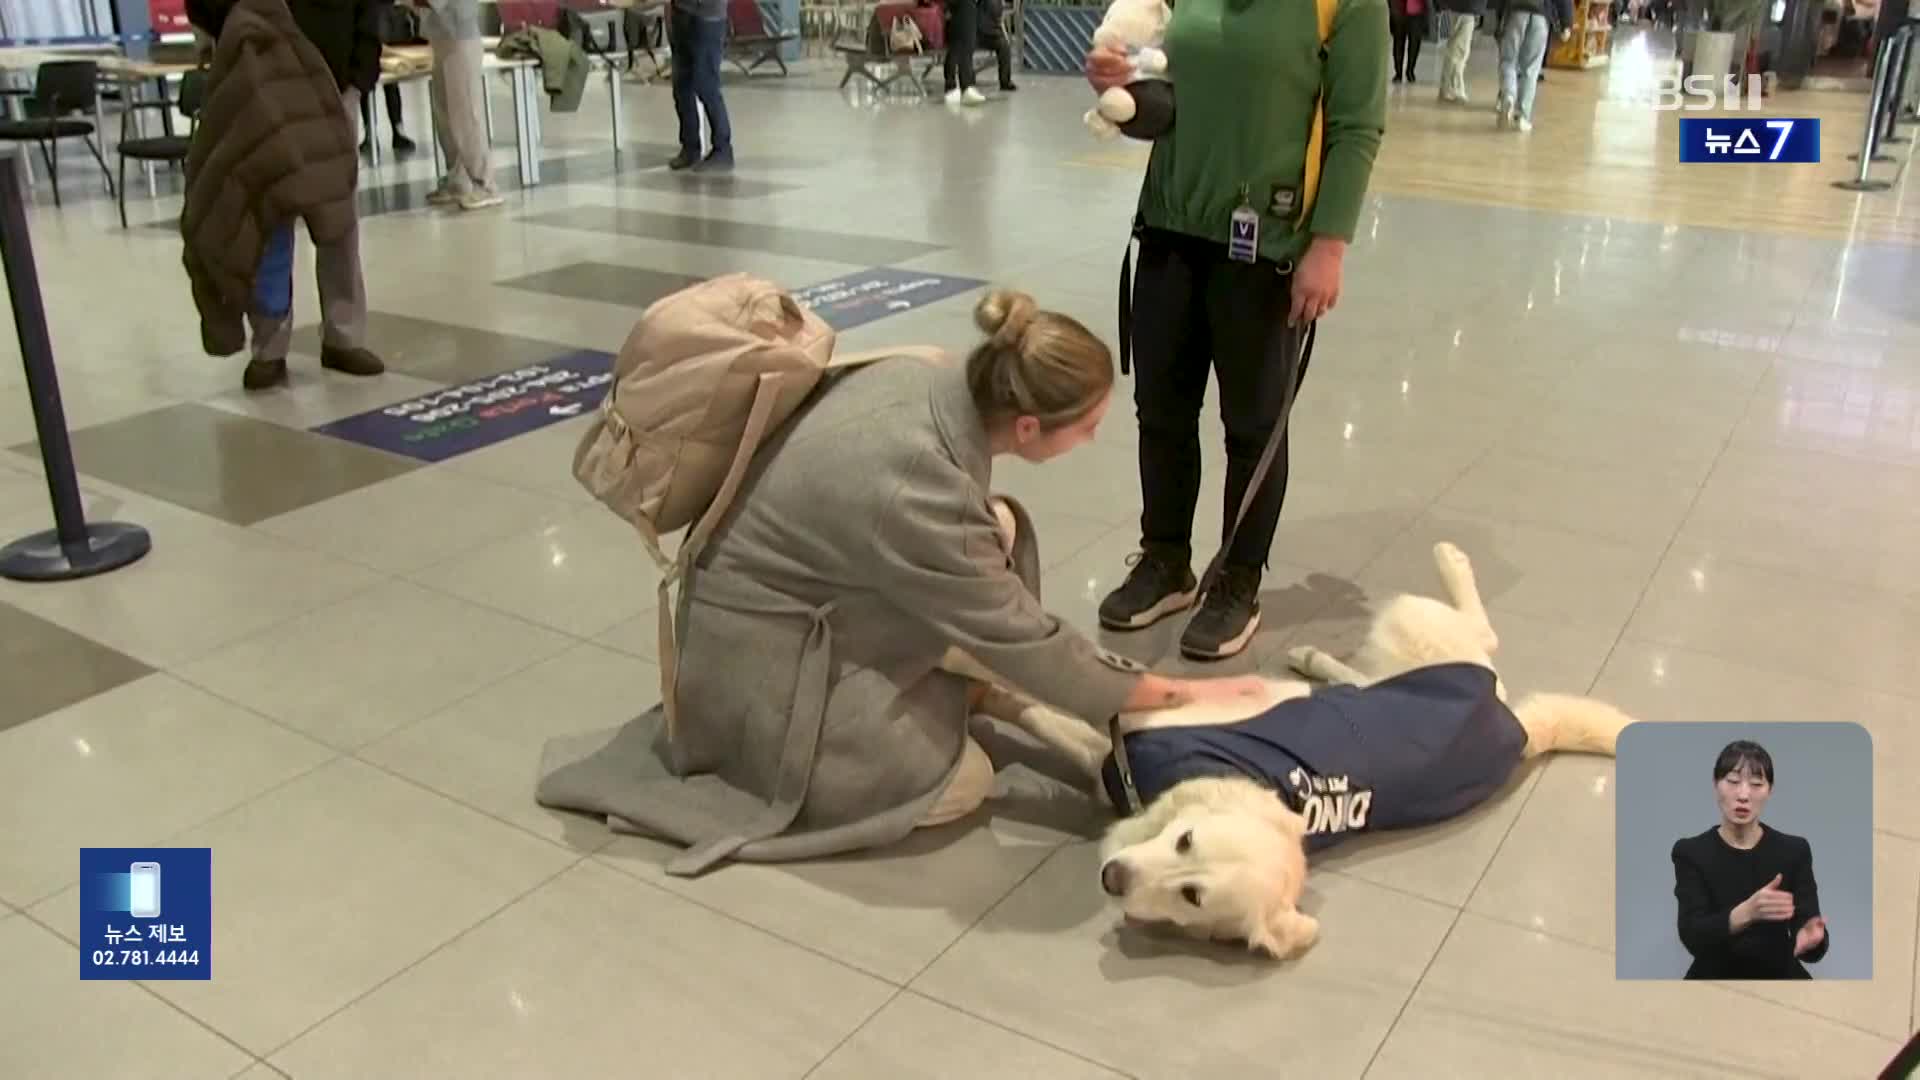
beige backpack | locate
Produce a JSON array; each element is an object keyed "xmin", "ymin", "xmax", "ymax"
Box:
[{"xmin": 572, "ymin": 273, "xmax": 939, "ymax": 737}]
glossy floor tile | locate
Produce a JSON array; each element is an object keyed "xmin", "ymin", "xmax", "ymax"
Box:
[
  {"xmin": 3, "ymin": 42, "xmax": 1918, "ymax": 1080},
  {"xmin": 0, "ymin": 600, "xmax": 151, "ymax": 732},
  {"xmin": 268, "ymin": 859, "xmax": 894, "ymax": 1078},
  {"xmin": 292, "ymin": 312, "xmax": 585, "ymax": 385},
  {"xmin": 17, "ymin": 403, "xmax": 420, "ymax": 526},
  {"xmin": 496, "ymin": 261, "xmax": 703, "ymax": 308},
  {"xmin": 0, "ymin": 915, "xmax": 253, "ymax": 1080},
  {"xmin": 617, "ymin": 169, "xmax": 801, "ymax": 199},
  {"xmin": 521, "ymin": 204, "xmax": 947, "ymax": 265},
  {"xmin": 0, "ymin": 674, "xmax": 334, "ymax": 907}
]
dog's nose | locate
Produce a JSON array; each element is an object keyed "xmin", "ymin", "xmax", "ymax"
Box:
[{"xmin": 1100, "ymin": 859, "xmax": 1130, "ymax": 897}]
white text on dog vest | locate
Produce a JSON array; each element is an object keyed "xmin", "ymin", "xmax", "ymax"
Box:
[{"xmin": 1287, "ymin": 767, "xmax": 1373, "ymax": 836}]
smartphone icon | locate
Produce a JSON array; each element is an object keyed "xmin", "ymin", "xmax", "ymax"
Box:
[{"xmin": 128, "ymin": 862, "xmax": 162, "ymax": 919}]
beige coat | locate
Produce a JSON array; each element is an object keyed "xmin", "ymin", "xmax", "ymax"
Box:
[{"xmin": 538, "ymin": 354, "xmax": 1140, "ymax": 874}]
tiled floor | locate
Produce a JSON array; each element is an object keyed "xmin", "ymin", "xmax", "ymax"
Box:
[{"xmin": 2, "ymin": 29, "xmax": 1918, "ymax": 1079}]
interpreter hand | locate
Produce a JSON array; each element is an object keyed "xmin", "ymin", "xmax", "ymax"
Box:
[
  {"xmin": 1794, "ymin": 915, "xmax": 1828, "ymax": 957},
  {"xmin": 1289, "ymin": 236, "xmax": 1345, "ymax": 326},
  {"xmin": 1738, "ymin": 873, "xmax": 1796, "ymax": 924},
  {"xmin": 1086, "ymin": 46, "xmax": 1133, "ymax": 94}
]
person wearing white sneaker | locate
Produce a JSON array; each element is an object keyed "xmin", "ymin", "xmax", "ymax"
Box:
[
  {"xmin": 1493, "ymin": 0, "xmax": 1569, "ymax": 130},
  {"xmin": 1434, "ymin": 0, "xmax": 1484, "ymax": 102},
  {"xmin": 416, "ymin": 0, "xmax": 502, "ymax": 208},
  {"xmin": 942, "ymin": 0, "xmax": 987, "ymax": 105}
]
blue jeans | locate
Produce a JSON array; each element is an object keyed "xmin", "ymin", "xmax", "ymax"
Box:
[
  {"xmin": 252, "ymin": 223, "xmax": 296, "ymax": 321},
  {"xmin": 670, "ymin": 11, "xmax": 731, "ymax": 156},
  {"xmin": 1498, "ymin": 12, "xmax": 1550, "ymax": 120}
]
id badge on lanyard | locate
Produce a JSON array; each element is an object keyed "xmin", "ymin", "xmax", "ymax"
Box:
[{"xmin": 1228, "ymin": 187, "xmax": 1260, "ymax": 265}]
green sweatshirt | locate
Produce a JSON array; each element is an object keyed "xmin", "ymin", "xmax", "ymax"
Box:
[{"xmin": 1138, "ymin": 0, "xmax": 1390, "ymax": 264}]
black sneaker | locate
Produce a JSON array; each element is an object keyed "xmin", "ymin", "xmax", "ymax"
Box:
[
  {"xmin": 1098, "ymin": 545, "xmax": 1199, "ymax": 631},
  {"xmin": 1179, "ymin": 565, "xmax": 1263, "ymax": 661},
  {"xmin": 669, "ymin": 151, "xmax": 698, "ymax": 171},
  {"xmin": 320, "ymin": 345, "xmax": 385, "ymax": 377},
  {"xmin": 242, "ymin": 357, "xmax": 288, "ymax": 391}
]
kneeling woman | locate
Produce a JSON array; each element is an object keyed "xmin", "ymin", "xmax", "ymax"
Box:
[{"xmin": 542, "ymin": 290, "xmax": 1263, "ymax": 875}]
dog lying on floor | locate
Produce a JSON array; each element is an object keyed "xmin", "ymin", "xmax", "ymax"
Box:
[{"xmin": 976, "ymin": 541, "xmax": 1635, "ymax": 961}]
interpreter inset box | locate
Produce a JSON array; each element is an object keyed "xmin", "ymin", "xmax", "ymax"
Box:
[{"xmin": 1613, "ymin": 722, "xmax": 1872, "ymax": 981}]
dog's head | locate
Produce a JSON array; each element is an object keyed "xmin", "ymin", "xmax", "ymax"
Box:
[{"xmin": 1097, "ymin": 784, "xmax": 1317, "ymax": 960}]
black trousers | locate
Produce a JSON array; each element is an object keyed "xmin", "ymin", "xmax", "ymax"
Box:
[
  {"xmin": 943, "ymin": 0, "xmax": 980, "ymax": 89},
  {"xmin": 944, "ymin": 0, "xmax": 1013, "ymax": 90},
  {"xmin": 1129, "ymin": 228, "xmax": 1314, "ymax": 572},
  {"xmin": 1391, "ymin": 12, "xmax": 1428, "ymax": 76},
  {"xmin": 357, "ymin": 82, "xmax": 404, "ymax": 136}
]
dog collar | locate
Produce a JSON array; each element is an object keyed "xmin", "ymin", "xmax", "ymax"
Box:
[{"xmin": 1108, "ymin": 714, "xmax": 1145, "ymax": 815}]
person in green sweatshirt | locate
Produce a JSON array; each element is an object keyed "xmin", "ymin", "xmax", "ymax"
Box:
[{"xmin": 1085, "ymin": 0, "xmax": 1389, "ymax": 661}]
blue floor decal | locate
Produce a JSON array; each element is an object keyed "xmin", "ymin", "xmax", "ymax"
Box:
[
  {"xmin": 313, "ymin": 350, "xmax": 614, "ymax": 463},
  {"xmin": 792, "ymin": 268, "xmax": 987, "ymax": 331}
]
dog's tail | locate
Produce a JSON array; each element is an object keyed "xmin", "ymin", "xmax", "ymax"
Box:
[{"xmin": 1512, "ymin": 693, "xmax": 1635, "ymax": 758}]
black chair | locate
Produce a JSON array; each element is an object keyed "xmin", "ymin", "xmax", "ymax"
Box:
[
  {"xmin": 115, "ymin": 69, "xmax": 207, "ymax": 228},
  {"xmin": 0, "ymin": 60, "xmax": 115, "ymax": 208}
]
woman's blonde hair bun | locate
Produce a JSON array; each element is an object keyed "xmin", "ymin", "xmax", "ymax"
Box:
[
  {"xmin": 974, "ymin": 288, "xmax": 1039, "ymax": 350},
  {"xmin": 964, "ymin": 286, "xmax": 1112, "ymax": 431}
]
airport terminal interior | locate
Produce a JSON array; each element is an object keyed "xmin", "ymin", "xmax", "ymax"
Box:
[{"xmin": 1, "ymin": 10, "xmax": 1917, "ymax": 1078}]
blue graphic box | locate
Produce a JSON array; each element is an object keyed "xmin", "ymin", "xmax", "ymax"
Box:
[{"xmin": 79, "ymin": 847, "xmax": 212, "ymax": 981}]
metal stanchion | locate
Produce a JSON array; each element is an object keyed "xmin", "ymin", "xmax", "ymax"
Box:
[
  {"xmin": 1881, "ymin": 31, "xmax": 1917, "ymax": 143},
  {"xmin": 0, "ymin": 166, "xmax": 152, "ymax": 582},
  {"xmin": 1835, "ymin": 30, "xmax": 1906, "ymax": 190}
]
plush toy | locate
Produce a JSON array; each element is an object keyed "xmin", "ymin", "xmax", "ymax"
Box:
[{"xmin": 1084, "ymin": 0, "xmax": 1176, "ymax": 141}]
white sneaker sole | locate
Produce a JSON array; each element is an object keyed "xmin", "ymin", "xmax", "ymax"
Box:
[
  {"xmin": 1180, "ymin": 608, "xmax": 1262, "ymax": 661},
  {"xmin": 1099, "ymin": 587, "xmax": 1198, "ymax": 632}
]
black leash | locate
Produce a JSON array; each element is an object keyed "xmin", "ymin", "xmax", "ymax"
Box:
[{"xmin": 1105, "ymin": 283, "xmax": 1318, "ymax": 817}]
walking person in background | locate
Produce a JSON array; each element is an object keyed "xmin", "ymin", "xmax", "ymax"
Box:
[
  {"xmin": 184, "ymin": 0, "xmax": 385, "ymax": 390},
  {"xmin": 1390, "ymin": 0, "xmax": 1432, "ymax": 82},
  {"xmin": 1493, "ymin": 0, "xmax": 1570, "ymax": 131},
  {"xmin": 360, "ymin": 0, "xmax": 417, "ymax": 154},
  {"xmin": 944, "ymin": 0, "xmax": 985, "ymax": 105},
  {"xmin": 669, "ymin": 0, "xmax": 734, "ymax": 169},
  {"xmin": 945, "ymin": 0, "xmax": 1017, "ymax": 99},
  {"xmin": 1434, "ymin": 0, "xmax": 1484, "ymax": 101},
  {"xmin": 417, "ymin": 0, "xmax": 502, "ymax": 207}
]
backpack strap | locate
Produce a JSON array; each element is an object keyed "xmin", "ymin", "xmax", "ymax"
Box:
[
  {"xmin": 656, "ymin": 372, "xmax": 788, "ymax": 741},
  {"xmin": 1299, "ymin": 0, "xmax": 1339, "ymax": 226}
]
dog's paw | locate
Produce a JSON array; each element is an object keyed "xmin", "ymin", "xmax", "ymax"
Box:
[
  {"xmin": 1285, "ymin": 645, "xmax": 1322, "ymax": 677},
  {"xmin": 1433, "ymin": 541, "xmax": 1471, "ymax": 574}
]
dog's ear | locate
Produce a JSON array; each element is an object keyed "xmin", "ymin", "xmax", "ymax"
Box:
[{"xmin": 1244, "ymin": 905, "xmax": 1319, "ymax": 961}]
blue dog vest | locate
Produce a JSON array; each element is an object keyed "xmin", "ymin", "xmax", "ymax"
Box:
[{"xmin": 1099, "ymin": 663, "xmax": 1528, "ymax": 853}]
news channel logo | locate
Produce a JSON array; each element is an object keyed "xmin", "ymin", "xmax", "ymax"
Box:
[
  {"xmin": 1651, "ymin": 73, "xmax": 1820, "ymax": 164},
  {"xmin": 1679, "ymin": 118, "xmax": 1821, "ymax": 164},
  {"xmin": 78, "ymin": 847, "xmax": 212, "ymax": 981},
  {"xmin": 1654, "ymin": 73, "xmax": 1768, "ymax": 112}
]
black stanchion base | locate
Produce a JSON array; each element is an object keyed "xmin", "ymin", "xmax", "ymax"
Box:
[
  {"xmin": 1847, "ymin": 152, "xmax": 1898, "ymax": 162},
  {"xmin": 0, "ymin": 521, "xmax": 152, "ymax": 582},
  {"xmin": 1884, "ymin": 135, "xmax": 1910, "ymax": 144},
  {"xmin": 1834, "ymin": 178, "xmax": 1898, "ymax": 191}
]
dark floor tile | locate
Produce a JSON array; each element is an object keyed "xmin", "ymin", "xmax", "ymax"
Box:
[
  {"xmin": 0, "ymin": 601, "xmax": 153, "ymax": 733},
  {"xmin": 291, "ymin": 312, "xmax": 581, "ymax": 385},
  {"xmin": 9, "ymin": 403, "xmax": 419, "ymax": 526},
  {"xmin": 617, "ymin": 171, "xmax": 799, "ymax": 199},
  {"xmin": 497, "ymin": 262, "xmax": 704, "ymax": 308},
  {"xmin": 521, "ymin": 204, "xmax": 944, "ymax": 266}
]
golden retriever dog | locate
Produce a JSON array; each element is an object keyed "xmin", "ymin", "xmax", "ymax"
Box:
[{"xmin": 973, "ymin": 541, "xmax": 1634, "ymax": 962}]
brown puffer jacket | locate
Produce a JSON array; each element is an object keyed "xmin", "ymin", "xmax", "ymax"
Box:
[{"xmin": 181, "ymin": 0, "xmax": 359, "ymax": 357}]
